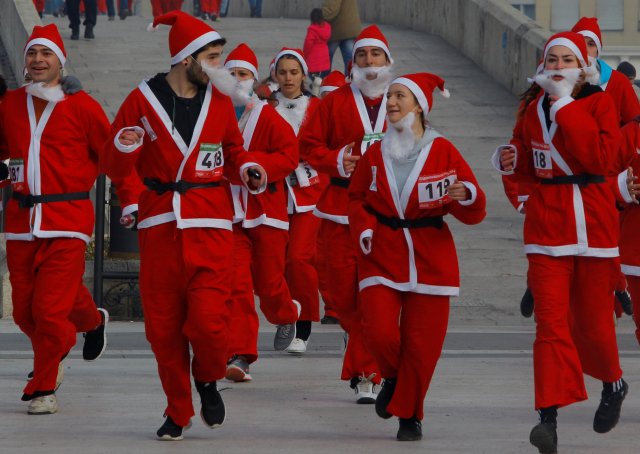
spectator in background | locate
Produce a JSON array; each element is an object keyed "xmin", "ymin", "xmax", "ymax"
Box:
[
  {"xmin": 304, "ymin": 8, "xmax": 332, "ymax": 91},
  {"xmin": 200, "ymin": 0, "xmax": 221, "ymax": 20},
  {"xmin": 151, "ymin": 0, "xmax": 182, "ymax": 18},
  {"xmin": 66, "ymin": 0, "xmax": 98, "ymax": 39},
  {"xmin": 220, "ymin": 0, "xmax": 229, "ymax": 17},
  {"xmin": 33, "ymin": 0, "xmax": 45, "ymax": 18},
  {"xmin": 617, "ymin": 61, "xmax": 640, "ymax": 101},
  {"xmin": 248, "ymin": 0, "xmax": 261, "ymax": 18},
  {"xmin": 322, "ymin": 0, "xmax": 361, "ymax": 73}
]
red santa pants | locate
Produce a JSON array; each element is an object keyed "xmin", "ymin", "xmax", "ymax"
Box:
[
  {"xmin": 7, "ymin": 238, "xmax": 98, "ymax": 396},
  {"xmin": 626, "ymin": 275, "xmax": 640, "ymax": 344},
  {"xmin": 316, "ymin": 228, "xmax": 338, "ymax": 318},
  {"xmin": 150, "ymin": 0, "xmax": 181, "ymax": 16},
  {"xmin": 361, "ymin": 286, "xmax": 449, "ymax": 420},
  {"xmin": 200, "ymin": 0, "xmax": 220, "ymax": 14},
  {"xmin": 286, "ymin": 211, "xmax": 320, "ymax": 321},
  {"xmin": 227, "ymin": 224, "xmax": 298, "ymax": 363},
  {"xmin": 528, "ymin": 254, "xmax": 622, "ymax": 410},
  {"xmin": 32, "ymin": 0, "xmax": 44, "ymax": 12},
  {"xmin": 139, "ymin": 222, "xmax": 233, "ymax": 427},
  {"xmin": 318, "ymin": 220, "xmax": 379, "ymax": 382}
]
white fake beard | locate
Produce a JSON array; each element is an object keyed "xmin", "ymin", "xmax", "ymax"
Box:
[
  {"xmin": 534, "ymin": 68, "xmax": 582, "ymax": 98},
  {"xmin": 201, "ymin": 62, "xmax": 238, "ymax": 96},
  {"xmin": 25, "ymin": 82, "xmax": 65, "ymax": 103},
  {"xmin": 274, "ymin": 91, "xmax": 309, "ymax": 131},
  {"xmin": 231, "ymin": 79, "xmax": 255, "ymax": 107},
  {"xmin": 351, "ymin": 65, "xmax": 393, "ymax": 98},
  {"xmin": 585, "ymin": 56, "xmax": 601, "ymax": 85},
  {"xmin": 381, "ymin": 112, "xmax": 418, "ymax": 162}
]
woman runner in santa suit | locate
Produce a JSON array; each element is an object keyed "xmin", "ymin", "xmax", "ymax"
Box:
[
  {"xmin": 496, "ymin": 32, "xmax": 628, "ymax": 454},
  {"xmin": 349, "ymin": 73, "xmax": 486, "ymax": 441},
  {"xmin": 222, "ymin": 43, "xmax": 300, "ymax": 381},
  {"xmin": 271, "ymin": 48, "xmax": 325, "ymax": 354}
]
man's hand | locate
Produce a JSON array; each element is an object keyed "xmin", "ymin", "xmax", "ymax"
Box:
[
  {"xmin": 499, "ymin": 145, "xmax": 516, "ymax": 172},
  {"xmin": 118, "ymin": 128, "xmax": 144, "ymax": 146},
  {"xmin": 626, "ymin": 167, "xmax": 640, "ymax": 204},
  {"xmin": 242, "ymin": 164, "xmax": 267, "ymax": 190},
  {"xmin": 448, "ymin": 181, "xmax": 471, "ymax": 201},
  {"xmin": 343, "ymin": 142, "xmax": 360, "ymax": 174}
]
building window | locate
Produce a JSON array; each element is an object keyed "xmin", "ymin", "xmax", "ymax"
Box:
[
  {"xmin": 511, "ymin": 1, "xmax": 536, "ymax": 20},
  {"xmin": 551, "ymin": 0, "xmax": 580, "ymax": 31},
  {"xmin": 597, "ymin": 0, "xmax": 624, "ymax": 30}
]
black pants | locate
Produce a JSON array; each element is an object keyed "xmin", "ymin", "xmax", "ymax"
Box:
[{"xmin": 66, "ymin": 0, "xmax": 97, "ymax": 29}]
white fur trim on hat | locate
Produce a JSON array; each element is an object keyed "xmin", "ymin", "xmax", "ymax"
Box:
[
  {"xmin": 171, "ymin": 31, "xmax": 222, "ymax": 65},
  {"xmin": 24, "ymin": 38, "xmax": 66, "ymax": 67},
  {"xmin": 275, "ymin": 50, "xmax": 308, "ymax": 76},
  {"xmin": 319, "ymin": 86, "xmax": 338, "ymax": 95},
  {"xmin": 544, "ymin": 37, "xmax": 587, "ymax": 67},
  {"xmin": 577, "ymin": 30, "xmax": 601, "ymax": 57},
  {"xmin": 352, "ymin": 38, "xmax": 392, "ymax": 63},
  {"xmin": 393, "ymin": 77, "xmax": 430, "ymax": 114},
  {"xmin": 224, "ymin": 59, "xmax": 258, "ymax": 80}
]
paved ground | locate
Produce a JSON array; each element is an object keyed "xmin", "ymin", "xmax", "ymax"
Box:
[{"xmin": 0, "ymin": 12, "xmax": 638, "ymax": 454}]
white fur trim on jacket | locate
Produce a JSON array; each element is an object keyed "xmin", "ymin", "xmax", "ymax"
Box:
[
  {"xmin": 359, "ymin": 229, "xmax": 373, "ymax": 255},
  {"xmin": 491, "ymin": 145, "xmax": 516, "ymax": 175},
  {"xmin": 114, "ymin": 126, "xmax": 145, "ymax": 153},
  {"xmin": 618, "ymin": 169, "xmax": 635, "ymax": 204},
  {"xmin": 457, "ymin": 181, "xmax": 478, "ymax": 206},
  {"xmin": 549, "ymin": 96, "xmax": 574, "ymax": 122}
]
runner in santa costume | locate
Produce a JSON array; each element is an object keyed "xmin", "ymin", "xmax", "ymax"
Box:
[
  {"xmin": 495, "ymin": 32, "xmax": 628, "ymax": 454},
  {"xmin": 299, "ymin": 24, "xmax": 392, "ymax": 403},
  {"xmin": 0, "ymin": 24, "xmax": 130, "ymax": 415},
  {"xmin": 316, "ymin": 69, "xmax": 347, "ymax": 325},
  {"xmin": 572, "ymin": 16, "xmax": 640, "ymax": 317},
  {"xmin": 223, "ymin": 43, "xmax": 300, "ymax": 381},
  {"xmin": 350, "ymin": 73, "xmax": 485, "ymax": 441},
  {"xmin": 272, "ymin": 47, "xmax": 325, "ymax": 354},
  {"xmin": 101, "ymin": 11, "xmax": 267, "ymax": 440}
]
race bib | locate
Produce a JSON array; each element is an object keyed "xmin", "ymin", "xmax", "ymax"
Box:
[
  {"xmin": 532, "ymin": 142, "xmax": 552, "ymax": 179},
  {"xmin": 9, "ymin": 159, "xmax": 25, "ymax": 191},
  {"xmin": 417, "ymin": 170, "xmax": 457, "ymax": 209},
  {"xmin": 293, "ymin": 161, "xmax": 319, "ymax": 188},
  {"xmin": 195, "ymin": 143, "xmax": 223, "ymax": 178},
  {"xmin": 360, "ymin": 132, "xmax": 385, "ymax": 155}
]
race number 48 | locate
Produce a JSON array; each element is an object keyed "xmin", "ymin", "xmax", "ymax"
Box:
[{"xmin": 195, "ymin": 143, "xmax": 223, "ymax": 178}]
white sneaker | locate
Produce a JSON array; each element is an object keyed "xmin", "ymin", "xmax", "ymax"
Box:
[
  {"xmin": 353, "ymin": 374, "xmax": 378, "ymax": 404},
  {"xmin": 286, "ymin": 338, "xmax": 308, "ymax": 355},
  {"xmin": 28, "ymin": 394, "xmax": 58, "ymax": 415},
  {"xmin": 55, "ymin": 362, "xmax": 64, "ymax": 391}
]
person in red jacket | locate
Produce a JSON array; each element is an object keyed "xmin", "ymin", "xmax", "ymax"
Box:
[
  {"xmin": 0, "ymin": 24, "xmax": 121, "ymax": 415},
  {"xmin": 299, "ymin": 24, "xmax": 393, "ymax": 403},
  {"xmin": 102, "ymin": 11, "xmax": 267, "ymax": 440},
  {"xmin": 496, "ymin": 32, "xmax": 628, "ymax": 454},
  {"xmin": 271, "ymin": 48, "xmax": 324, "ymax": 355},
  {"xmin": 304, "ymin": 8, "xmax": 332, "ymax": 82},
  {"xmin": 222, "ymin": 43, "xmax": 300, "ymax": 382},
  {"xmin": 350, "ymin": 73, "xmax": 485, "ymax": 441}
]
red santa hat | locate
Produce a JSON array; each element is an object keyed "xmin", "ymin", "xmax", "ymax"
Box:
[
  {"xmin": 543, "ymin": 31, "xmax": 590, "ymax": 68},
  {"xmin": 391, "ymin": 73, "xmax": 450, "ymax": 116},
  {"xmin": 148, "ymin": 10, "xmax": 223, "ymax": 65},
  {"xmin": 352, "ymin": 25, "xmax": 392, "ymax": 63},
  {"xmin": 24, "ymin": 24, "xmax": 67, "ymax": 67},
  {"xmin": 274, "ymin": 47, "xmax": 309, "ymax": 76},
  {"xmin": 571, "ymin": 17, "xmax": 602, "ymax": 57},
  {"xmin": 320, "ymin": 70, "xmax": 347, "ymax": 95},
  {"xmin": 224, "ymin": 43, "xmax": 259, "ymax": 79}
]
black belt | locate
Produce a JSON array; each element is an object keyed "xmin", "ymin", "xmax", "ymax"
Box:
[
  {"xmin": 12, "ymin": 191, "xmax": 90, "ymax": 209},
  {"xmin": 330, "ymin": 177, "xmax": 350, "ymax": 188},
  {"xmin": 374, "ymin": 211, "xmax": 444, "ymax": 230},
  {"xmin": 540, "ymin": 174, "xmax": 605, "ymax": 186},
  {"xmin": 144, "ymin": 178, "xmax": 221, "ymax": 195}
]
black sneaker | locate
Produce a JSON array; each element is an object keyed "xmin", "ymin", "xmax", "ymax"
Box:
[
  {"xmin": 615, "ymin": 290, "xmax": 633, "ymax": 316},
  {"xmin": 84, "ymin": 25, "xmax": 95, "ymax": 39},
  {"xmin": 594, "ymin": 379, "xmax": 629, "ymax": 433},
  {"xmin": 195, "ymin": 381, "xmax": 225, "ymax": 428},
  {"xmin": 529, "ymin": 421, "xmax": 558, "ymax": 454},
  {"xmin": 157, "ymin": 415, "xmax": 190, "ymax": 441},
  {"xmin": 376, "ymin": 378, "xmax": 396, "ymax": 419},
  {"xmin": 520, "ymin": 287, "xmax": 534, "ymax": 318},
  {"xmin": 83, "ymin": 308, "xmax": 109, "ymax": 361},
  {"xmin": 320, "ymin": 315, "xmax": 339, "ymax": 325},
  {"xmin": 396, "ymin": 417, "xmax": 422, "ymax": 441}
]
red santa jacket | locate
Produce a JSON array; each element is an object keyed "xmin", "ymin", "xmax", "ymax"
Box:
[
  {"xmin": 102, "ymin": 80, "xmax": 264, "ymax": 231},
  {"xmin": 348, "ymin": 134, "xmax": 486, "ymax": 296},
  {"xmin": 603, "ymin": 69, "xmax": 640, "ymax": 125},
  {"xmin": 273, "ymin": 93, "xmax": 326, "ymax": 213},
  {"xmin": 0, "ymin": 88, "xmax": 141, "ymax": 243},
  {"xmin": 299, "ymin": 83, "xmax": 387, "ymax": 224},
  {"xmin": 514, "ymin": 90, "xmax": 622, "ymax": 257},
  {"xmin": 231, "ymin": 99, "xmax": 298, "ymax": 229}
]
